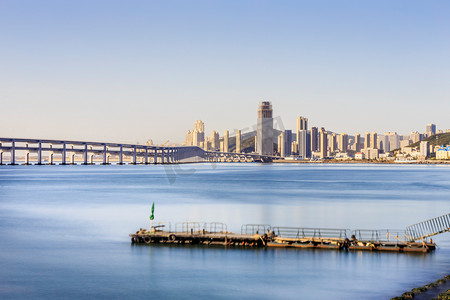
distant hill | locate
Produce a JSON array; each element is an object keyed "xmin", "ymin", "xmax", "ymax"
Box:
[{"xmin": 408, "ymin": 132, "xmax": 450, "ymax": 148}]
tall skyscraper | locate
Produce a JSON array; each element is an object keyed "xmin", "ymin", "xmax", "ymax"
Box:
[
  {"xmin": 410, "ymin": 131, "xmax": 422, "ymax": 144},
  {"xmin": 319, "ymin": 128, "xmax": 327, "ymax": 158},
  {"xmin": 310, "ymin": 127, "xmax": 318, "ymax": 152},
  {"xmin": 382, "ymin": 135, "xmax": 390, "ymax": 153},
  {"xmin": 209, "ymin": 131, "xmax": 220, "ymax": 150},
  {"xmin": 298, "ymin": 130, "xmax": 311, "ymax": 158},
  {"xmin": 235, "ymin": 130, "xmax": 241, "ymax": 153},
  {"xmin": 284, "ymin": 130, "xmax": 292, "ymax": 157},
  {"xmin": 278, "ymin": 132, "xmax": 285, "ymax": 157},
  {"xmin": 364, "ymin": 132, "xmax": 371, "ymax": 149},
  {"xmin": 338, "ymin": 133, "xmax": 348, "ymax": 152},
  {"xmin": 330, "ymin": 133, "xmax": 337, "ymax": 153},
  {"xmin": 256, "ymin": 101, "xmax": 274, "ymax": 155},
  {"xmin": 224, "ymin": 130, "xmax": 229, "ymax": 152},
  {"xmin": 370, "ymin": 132, "xmax": 378, "ymax": 149},
  {"xmin": 420, "ymin": 141, "xmax": 429, "ymax": 157},
  {"xmin": 426, "ymin": 124, "xmax": 436, "ymax": 137},
  {"xmin": 297, "ymin": 116, "xmax": 308, "ymax": 131},
  {"xmin": 355, "ymin": 133, "xmax": 361, "ymax": 152},
  {"xmin": 387, "ymin": 132, "xmax": 400, "ymax": 150}
]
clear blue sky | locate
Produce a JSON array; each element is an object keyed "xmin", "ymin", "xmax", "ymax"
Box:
[{"xmin": 1, "ymin": 0, "xmax": 449, "ymax": 144}]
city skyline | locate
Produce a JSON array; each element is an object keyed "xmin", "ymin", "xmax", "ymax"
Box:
[{"xmin": 1, "ymin": 1, "xmax": 449, "ymax": 144}]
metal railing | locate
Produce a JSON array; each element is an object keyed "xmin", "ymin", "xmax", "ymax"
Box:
[
  {"xmin": 272, "ymin": 227, "xmax": 348, "ymax": 240},
  {"xmin": 241, "ymin": 224, "xmax": 271, "ymax": 235}
]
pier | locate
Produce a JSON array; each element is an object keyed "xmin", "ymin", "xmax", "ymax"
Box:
[{"xmin": 130, "ymin": 213, "xmax": 449, "ymax": 253}]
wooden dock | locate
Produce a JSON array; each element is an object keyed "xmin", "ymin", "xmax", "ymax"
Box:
[{"xmin": 130, "ymin": 222, "xmax": 440, "ymax": 253}]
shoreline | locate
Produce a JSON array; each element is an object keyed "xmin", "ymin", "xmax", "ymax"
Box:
[
  {"xmin": 391, "ymin": 275, "xmax": 450, "ymax": 299},
  {"xmin": 272, "ymin": 159, "xmax": 450, "ymax": 165}
]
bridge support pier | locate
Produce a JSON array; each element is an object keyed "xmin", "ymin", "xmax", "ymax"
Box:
[
  {"xmin": 102, "ymin": 145, "xmax": 107, "ymax": 165},
  {"xmin": 153, "ymin": 148, "xmax": 157, "ymax": 164},
  {"xmin": 119, "ymin": 145, "xmax": 123, "ymax": 165},
  {"xmin": 61, "ymin": 142, "xmax": 67, "ymax": 165},
  {"xmin": 145, "ymin": 147, "xmax": 149, "ymax": 164},
  {"xmin": 133, "ymin": 146, "xmax": 137, "ymax": 165},
  {"xmin": 37, "ymin": 141, "xmax": 42, "ymax": 165},
  {"xmin": 10, "ymin": 139, "xmax": 15, "ymax": 165},
  {"xmin": 83, "ymin": 144, "xmax": 88, "ymax": 165}
]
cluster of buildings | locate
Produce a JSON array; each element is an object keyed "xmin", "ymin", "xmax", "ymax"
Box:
[{"xmin": 183, "ymin": 102, "xmax": 450, "ymax": 160}]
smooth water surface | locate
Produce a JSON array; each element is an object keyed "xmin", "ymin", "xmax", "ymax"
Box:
[{"xmin": 0, "ymin": 163, "xmax": 449, "ymax": 299}]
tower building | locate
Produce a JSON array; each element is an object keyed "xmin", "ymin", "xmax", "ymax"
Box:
[{"xmin": 256, "ymin": 102, "xmax": 274, "ymax": 155}]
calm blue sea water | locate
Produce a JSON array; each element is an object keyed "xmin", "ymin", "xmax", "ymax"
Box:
[{"xmin": 0, "ymin": 163, "xmax": 449, "ymax": 299}]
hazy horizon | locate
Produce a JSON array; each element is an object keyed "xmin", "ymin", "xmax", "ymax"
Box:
[{"xmin": 1, "ymin": 1, "xmax": 449, "ymax": 144}]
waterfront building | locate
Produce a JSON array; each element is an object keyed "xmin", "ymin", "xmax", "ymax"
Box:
[
  {"xmin": 362, "ymin": 148, "xmax": 379, "ymax": 159},
  {"xmin": 256, "ymin": 102, "xmax": 274, "ymax": 155},
  {"xmin": 436, "ymin": 146, "xmax": 450, "ymax": 160},
  {"xmin": 319, "ymin": 129, "xmax": 328, "ymax": 158},
  {"xmin": 364, "ymin": 132, "xmax": 371, "ymax": 149},
  {"xmin": 298, "ymin": 130, "xmax": 311, "ymax": 159},
  {"xmin": 224, "ymin": 130, "xmax": 229, "ymax": 152},
  {"xmin": 420, "ymin": 141, "xmax": 429, "ymax": 157},
  {"xmin": 209, "ymin": 131, "xmax": 220, "ymax": 151},
  {"xmin": 235, "ymin": 130, "xmax": 241, "ymax": 153},
  {"xmin": 355, "ymin": 133, "xmax": 361, "ymax": 152},
  {"xmin": 310, "ymin": 127, "xmax": 319, "ymax": 152},
  {"xmin": 426, "ymin": 124, "xmax": 436, "ymax": 137},
  {"xmin": 355, "ymin": 152, "xmax": 364, "ymax": 160}
]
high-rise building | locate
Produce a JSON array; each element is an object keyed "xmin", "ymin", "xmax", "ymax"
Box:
[
  {"xmin": 297, "ymin": 116, "xmax": 308, "ymax": 131},
  {"xmin": 319, "ymin": 128, "xmax": 328, "ymax": 158},
  {"xmin": 298, "ymin": 130, "xmax": 311, "ymax": 159},
  {"xmin": 256, "ymin": 102, "xmax": 274, "ymax": 155},
  {"xmin": 426, "ymin": 124, "xmax": 436, "ymax": 137},
  {"xmin": 354, "ymin": 133, "xmax": 361, "ymax": 152},
  {"xmin": 410, "ymin": 131, "xmax": 421, "ymax": 144},
  {"xmin": 364, "ymin": 132, "xmax": 371, "ymax": 149},
  {"xmin": 330, "ymin": 133, "xmax": 337, "ymax": 153},
  {"xmin": 338, "ymin": 133, "xmax": 348, "ymax": 152},
  {"xmin": 284, "ymin": 130, "xmax": 292, "ymax": 157},
  {"xmin": 224, "ymin": 130, "xmax": 229, "ymax": 152},
  {"xmin": 291, "ymin": 141, "xmax": 298, "ymax": 155},
  {"xmin": 370, "ymin": 132, "xmax": 377, "ymax": 149},
  {"xmin": 387, "ymin": 132, "xmax": 400, "ymax": 150},
  {"xmin": 310, "ymin": 127, "xmax": 319, "ymax": 152},
  {"xmin": 383, "ymin": 135, "xmax": 390, "ymax": 153},
  {"xmin": 185, "ymin": 130, "xmax": 193, "ymax": 146},
  {"xmin": 209, "ymin": 131, "xmax": 220, "ymax": 150},
  {"xmin": 277, "ymin": 132, "xmax": 285, "ymax": 157},
  {"xmin": 420, "ymin": 141, "xmax": 429, "ymax": 157},
  {"xmin": 235, "ymin": 130, "xmax": 241, "ymax": 153}
]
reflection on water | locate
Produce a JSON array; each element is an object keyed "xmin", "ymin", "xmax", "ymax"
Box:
[{"xmin": 0, "ymin": 164, "xmax": 449, "ymax": 299}]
